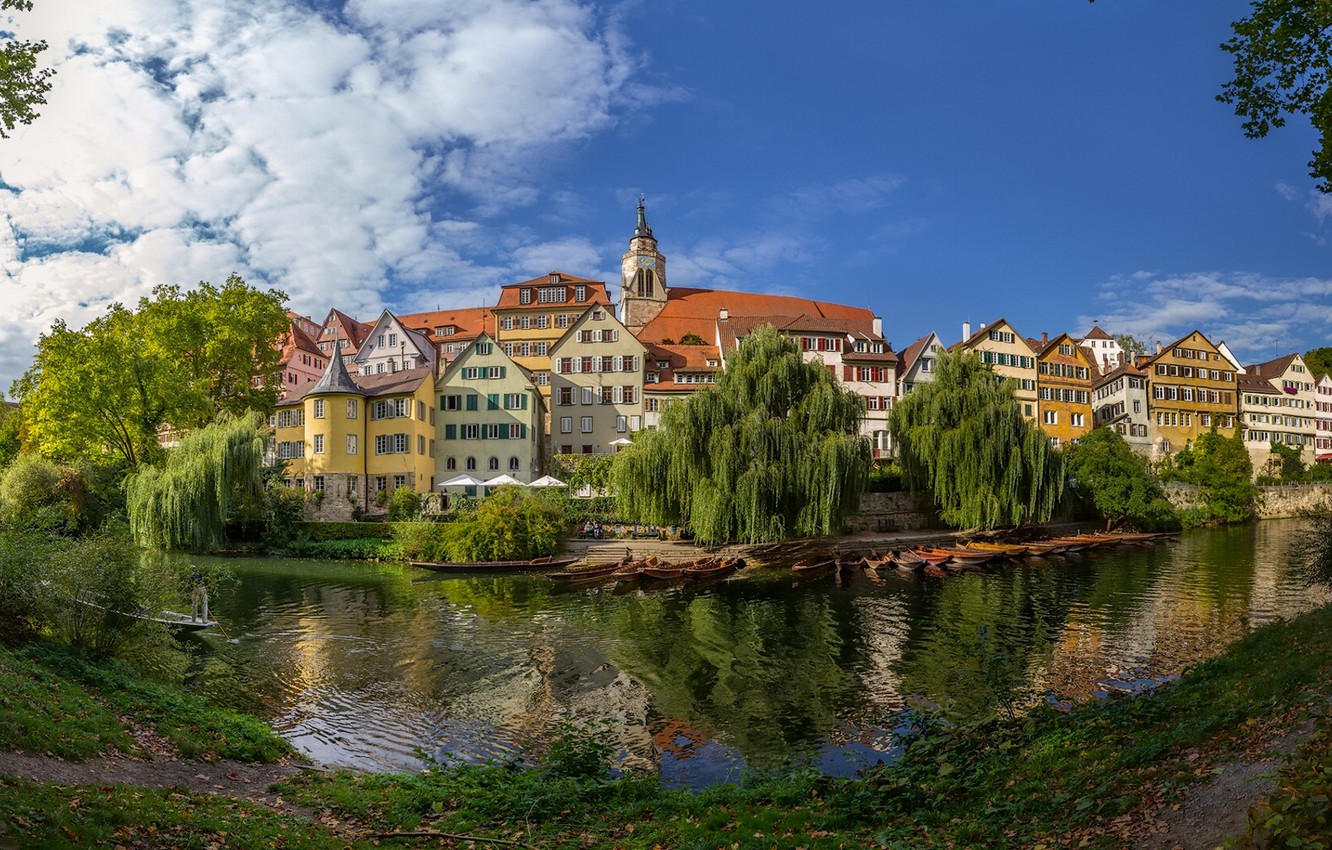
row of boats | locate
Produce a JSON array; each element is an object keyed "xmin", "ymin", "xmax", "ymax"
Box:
[
  {"xmin": 547, "ymin": 554, "xmax": 747, "ymax": 585},
  {"xmin": 791, "ymin": 530, "xmax": 1178, "ymax": 579}
]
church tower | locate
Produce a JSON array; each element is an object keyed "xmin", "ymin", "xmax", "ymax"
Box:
[{"xmin": 620, "ymin": 195, "xmax": 667, "ymax": 333}]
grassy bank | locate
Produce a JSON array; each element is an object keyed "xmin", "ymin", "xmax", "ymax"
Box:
[{"xmin": 4, "ymin": 601, "xmax": 1332, "ymax": 848}]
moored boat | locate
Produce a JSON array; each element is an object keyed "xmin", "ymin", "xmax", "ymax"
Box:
[
  {"xmin": 412, "ymin": 555, "xmax": 580, "ymax": 572},
  {"xmin": 791, "ymin": 554, "xmax": 838, "ymax": 575},
  {"xmin": 961, "ymin": 540, "xmax": 1029, "ymax": 557},
  {"xmin": 908, "ymin": 547, "xmax": 955, "ymax": 566}
]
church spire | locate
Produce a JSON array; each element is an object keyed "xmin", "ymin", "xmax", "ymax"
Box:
[{"xmin": 634, "ymin": 194, "xmax": 653, "ymax": 240}]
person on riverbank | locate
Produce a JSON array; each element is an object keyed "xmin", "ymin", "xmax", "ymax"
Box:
[{"xmin": 190, "ymin": 567, "xmax": 209, "ymax": 623}]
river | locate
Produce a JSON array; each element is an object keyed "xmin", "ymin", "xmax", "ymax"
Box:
[{"xmin": 185, "ymin": 520, "xmax": 1327, "ymax": 786}]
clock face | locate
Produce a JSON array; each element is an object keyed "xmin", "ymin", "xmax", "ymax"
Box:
[{"xmin": 637, "ymin": 255, "xmax": 656, "ymax": 269}]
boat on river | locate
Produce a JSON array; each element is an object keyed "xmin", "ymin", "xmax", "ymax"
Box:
[
  {"xmin": 791, "ymin": 554, "xmax": 838, "ymax": 576},
  {"xmin": 410, "ymin": 555, "xmax": 581, "ymax": 572},
  {"xmin": 887, "ymin": 549, "xmax": 926, "ymax": 572},
  {"xmin": 75, "ymin": 596, "xmax": 216, "ymax": 633},
  {"xmin": 685, "ymin": 556, "xmax": 744, "ymax": 580},
  {"xmin": 916, "ymin": 545, "xmax": 998, "ymax": 569},
  {"xmin": 961, "ymin": 540, "xmax": 1030, "ymax": 557}
]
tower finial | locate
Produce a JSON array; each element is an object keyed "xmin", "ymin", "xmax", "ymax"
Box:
[{"xmin": 634, "ymin": 194, "xmax": 652, "ymax": 239}]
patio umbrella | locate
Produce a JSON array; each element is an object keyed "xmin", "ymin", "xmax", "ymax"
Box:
[
  {"xmin": 608, "ymin": 437, "xmax": 633, "ymax": 446},
  {"xmin": 438, "ymin": 474, "xmax": 483, "ymax": 488},
  {"xmin": 528, "ymin": 475, "xmax": 568, "ymax": 488},
  {"xmin": 481, "ymin": 474, "xmax": 524, "ymax": 487}
]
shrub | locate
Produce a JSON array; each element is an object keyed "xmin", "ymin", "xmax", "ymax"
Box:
[
  {"xmin": 0, "ymin": 454, "xmax": 72, "ymax": 531},
  {"xmin": 395, "ymin": 488, "xmax": 565, "ymax": 563},
  {"xmin": 262, "ymin": 485, "xmax": 310, "ymax": 548},
  {"xmin": 284, "ymin": 538, "xmax": 401, "ymax": 561},
  {"xmin": 293, "ymin": 521, "xmax": 393, "ymax": 542},
  {"xmin": 388, "ymin": 488, "xmax": 422, "ymax": 522}
]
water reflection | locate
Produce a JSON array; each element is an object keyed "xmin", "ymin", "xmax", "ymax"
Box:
[{"xmin": 189, "ymin": 520, "xmax": 1327, "ymax": 784}]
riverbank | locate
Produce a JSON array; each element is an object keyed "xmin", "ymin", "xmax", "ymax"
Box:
[{"xmin": 4, "ymin": 595, "xmax": 1332, "ymax": 848}]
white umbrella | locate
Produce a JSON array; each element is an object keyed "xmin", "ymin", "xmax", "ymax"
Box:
[
  {"xmin": 482, "ymin": 474, "xmax": 524, "ymax": 487},
  {"xmin": 528, "ymin": 475, "xmax": 568, "ymax": 488},
  {"xmin": 438, "ymin": 474, "xmax": 483, "ymax": 488},
  {"xmin": 608, "ymin": 437, "xmax": 632, "ymax": 446}
]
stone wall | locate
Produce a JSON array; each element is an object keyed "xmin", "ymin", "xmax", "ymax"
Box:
[
  {"xmin": 1164, "ymin": 482, "xmax": 1332, "ymax": 519},
  {"xmin": 845, "ymin": 491, "xmax": 943, "ymax": 534}
]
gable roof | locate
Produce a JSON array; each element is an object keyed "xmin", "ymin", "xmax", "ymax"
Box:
[
  {"xmin": 353, "ymin": 310, "xmax": 436, "ymax": 368},
  {"xmin": 897, "ymin": 332, "xmax": 940, "ymax": 376},
  {"xmin": 1249, "ymin": 352, "xmax": 1300, "ymax": 380},
  {"xmin": 642, "ymin": 342, "xmax": 722, "ymax": 394},
  {"xmin": 1081, "ymin": 325, "xmax": 1113, "ymax": 341},
  {"xmin": 639, "ymin": 287, "xmax": 875, "ymax": 347},
  {"xmin": 495, "ymin": 273, "xmax": 611, "ymax": 310},
  {"xmin": 1237, "ymin": 372, "xmax": 1281, "ymax": 395},
  {"xmin": 437, "ymin": 331, "xmax": 534, "ymax": 385},
  {"xmin": 321, "ymin": 308, "xmax": 372, "ymax": 351},
  {"xmin": 949, "ymin": 318, "xmax": 1034, "ymax": 353}
]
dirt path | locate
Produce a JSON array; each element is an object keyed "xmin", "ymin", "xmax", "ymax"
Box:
[
  {"xmin": 0, "ymin": 749, "xmax": 314, "ymax": 814},
  {"xmin": 1131, "ymin": 721, "xmax": 1311, "ymax": 850}
]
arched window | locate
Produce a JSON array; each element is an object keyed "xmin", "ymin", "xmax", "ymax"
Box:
[
  {"xmin": 445, "ymin": 457, "xmax": 456, "ymax": 471},
  {"xmin": 635, "ymin": 269, "xmax": 654, "ymax": 298},
  {"xmin": 465, "ymin": 457, "xmax": 476, "ymax": 471},
  {"xmin": 488, "ymin": 456, "xmax": 500, "ymax": 471},
  {"xmin": 509, "ymin": 456, "xmax": 520, "ymax": 471}
]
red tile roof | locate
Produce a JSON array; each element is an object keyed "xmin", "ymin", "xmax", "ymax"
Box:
[
  {"xmin": 495, "ymin": 273, "xmax": 611, "ymax": 310},
  {"xmin": 1081, "ymin": 325, "xmax": 1113, "ymax": 341},
  {"xmin": 897, "ymin": 332, "xmax": 938, "ymax": 376},
  {"xmin": 639, "ymin": 287, "xmax": 875, "ymax": 346},
  {"xmin": 643, "ymin": 342, "xmax": 722, "ymax": 393},
  {"xmin": 321, "ymin": 308, "xmax": 372, "ymax": 352},
  {"xmin": 1248, "ymin": 353, "xmax": 1300, "ymax": 380},
  {"xmin": 398, "ymin": 305, "xmax": 496, "ymax": 342}
]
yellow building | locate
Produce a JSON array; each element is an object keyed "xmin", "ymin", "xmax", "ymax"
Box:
[
  {"xmin": 271, "ymin": 354, "xmax": 437, "ymax": 519},
  {"xmin": 1141, "ymin": 330, "xmax": 1237, "ymax": 457},
  {"xmin": 951, "ymin": 318, "xmax": 1039, "ymax": 419},
  {"xmin": 1035, "ymin": 333, "xmax": 1094, "ymax": 446},
  {"xmin": 493, "ymin": 272, "xmax": 612, "ymax": 404}
]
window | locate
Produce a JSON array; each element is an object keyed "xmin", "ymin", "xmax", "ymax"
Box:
[
  {"xmin": 313, "ymin": 399, "xmax": 325, "ymax": 419},
  {"xmin": 1043, "ymin": 410, "xmax": 1058, "ymax": 425},
  {"xmin": 466, "ymin": 394, "xmax": 478, "ymax": 411},
  {"xmin": 560, "ymin": 417, "xmax": 573, "ymax": 433},
  {"xmin": 374, "ymin": 433, "xmax": 409, "ymax": 454},
  {"xmin": 446, "ymin": 457, "xmax": 456, "ymax": 470},
  {"xmin": 347, "ymin": 434, "xmax": 357, "ymax": 454},
  {"xmin": 345, "ymin": 399, "xmax": 358, "ymax": 419},
  {"xmin": 487, "ymin": 393, "xmax": 499, "ymax": 410},
  {"xmin": 575, "ymin": 285, "xmax": 587, "ymax": 302},
  {"xmin": 312, "ymin": 434, "xmax": 324, "ymax": 454},
  {"xmin": 313, "ymin": 476, "xmax": 324, "ymax": 493},
  {"xmin": 580, "ymin": 416, "xmax": 593, "ymax": 433},
  {"xmin": 371, "ymin": 398, "xmax": 408, "ymax": 419},
  {"xmin": 520, "ymin": 288, "xmax": 533, "ymax": 305},
  {"xmin": 277, "ymin": 409, "xmax": 305, "ymax": 428},
  {"xmin": 616, "ymin": 415, "xmax": 627, "ymax": 433},
  {"xmin": 489, "ymin": 456, "xmax": 500, "ymax": 471},
  {"xmin": 465, "ymin": 457, "xmax": 477, "ymax": 471},
  {"xmin": 1071, "ymin": 413, "xmax": 1085, "ymax": 427},
  {"xmin": 393, "ymin": 475, "xmax": 405, "ymax": 490},
  {"xmin": 348, "ymin": 477, "xmax": 358, "ymax": 497},
  {"xmin": 277, "ymin": 441, "xmax": 305, "ymax": 459},
  {"xmin": 581, "ymin": 387, "xmax": 594, "ymax": 405},
  {"xmin": 538, "ymin": 286, "xmax": 566, "ymax": 303},
  {"xmin": 462, "ymin": 424, "xmax": 479, "ymax": 440},
  {"xmin": 557, "ymin": 387, "xmax": 574, "ymax": 406},
  {"xmin": 418, "ymin": 435, "xmax": 426, "ymax": 455},
  {"xmin": 375, "ymin": 476, "xmax": 387, "ymax": 492}
]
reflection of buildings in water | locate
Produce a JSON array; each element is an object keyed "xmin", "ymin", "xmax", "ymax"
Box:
[{"xmin": 847, "ymin": 595, "xmax": 911, "ymax": 713}]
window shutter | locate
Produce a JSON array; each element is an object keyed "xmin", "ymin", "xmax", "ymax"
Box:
[{"xmin": 521, "ymin": 395, "xmax": 528, "ymax": 410}]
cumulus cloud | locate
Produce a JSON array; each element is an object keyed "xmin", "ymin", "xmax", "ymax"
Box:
[
  {"xmin": 0, "ymin": 0, "xmax": 649, "ymax": 393},
  {"xmin": 1080, "ymin": 271, "xmax": 1332, "ymax": 364}
]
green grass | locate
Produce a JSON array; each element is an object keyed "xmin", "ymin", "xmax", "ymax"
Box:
[{"xmin": 0, "ymin": 641, "xmax": 292, "ymax": 764}]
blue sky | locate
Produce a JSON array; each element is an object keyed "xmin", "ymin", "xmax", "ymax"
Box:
[{"xmin": 2, "ymin": 0, "xmax": 1330, "ymax": 394}]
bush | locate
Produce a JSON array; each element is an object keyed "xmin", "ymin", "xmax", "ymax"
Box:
[
  {"xmin": 262, "ymin": 485, "xmax": 310, "ymax": 548},
  {"xmin": 293, "ymin": 521, "xmax": 393, "ymax": 541},
  {"xmin": 394, "ymin": 487, "xmax": 565, "ymax": 563},
  {"xmin": 284, "ymin": 538, "xmax": 401, "ymax": 561},
  {"xmin": 0, "ymin": 454, "xmax": 72, "ymax": 531},
  {"xmin": 866, "ymin": 463, "xmax": 904, "ymax": 493},
  {"xmin": 388, "ymin": 488, "xmax": 422, "ymax": 522}
]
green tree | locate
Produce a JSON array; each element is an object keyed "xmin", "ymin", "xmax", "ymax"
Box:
[
  {"xmin": 1218, "ymin": 1, "xmax": 1332, "ymax": 191},
  {"xmin": 12, "ymin": 276, "xmax": 287, "ymax": 466},
  {"xmin": 612, "ymin": 324, "xmax": 869, "ymax": 544},
  {"xmin": 1262, "ymin": 440, "xmax": 1306, "ymax": 482},
  {"xmin": 0, "ymin": 1, "xmax": 54, "ymax": 139},
  {"xmin": 679, "ymin": 332, "xmax": 706, "ymax": 345},
  {"xmin": 1064, "ymin": 426, "xmax": 1179, "ymax": 531},
  {"xmin": 0, "ymin": 402, "xmax": 21, "ymax": 468},
  {"xmin": 891, "ymin": 349, "xmax": 1064, "ymax": 530},
  {"xmin": 124, "ymin": 412, "xmax": 268, "ymax": 552},
  {"xmin": 396, "ymin": 487, "xmax": 565, "ymax": 562},
  {"xmin": 1173, "ymin": 427, "xmax": 1259, "ymax": 525},
  {"xmin": 1113, "ymin": 333, "xmax": 1150, "ymax": 359},
  {"xmin": 1303, "ymin": 346, "xmax": 1332, "ymax": 379}
]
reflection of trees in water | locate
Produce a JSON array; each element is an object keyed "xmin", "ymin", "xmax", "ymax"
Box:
[{"xmin": 600, "ymin": 584, "xmax": 871, "ymax": 766}]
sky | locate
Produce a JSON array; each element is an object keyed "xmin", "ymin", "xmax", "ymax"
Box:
[{"xmin": 2, "ymin": 0, "xmax": 1331, "ymax": 396}]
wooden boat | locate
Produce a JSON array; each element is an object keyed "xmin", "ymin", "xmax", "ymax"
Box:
[
  {"xmin": 76, "ymin": 596, "xmax": 216, "ymax": 633},
  {"xmin": 1018, "ymin": 540, "xmax": 1070, "ymax": 555},
  {"xmin": 1041, "ymin": 536, "xmax": 1096, "ymax": 552},
  {"xmin": 915, "ymin": 545, "xmax": 998, "ymax": 569},
  {"xmin": 887, "ymin": 549, "xmax": 925, "ymax": 571},
  {"xmin": 411, "ymin": 555, "xmax": 580, "ymax": 572},
  {"xmin": 685, "ymin": 557, "xmax": 744, "ymax": 580},
  {"xmin": 908, "ymin": 547, "xmax": 954, "ymax": 566},
  {"xmin": 791, "ymin": 554, "xmax": 838, "ymax": 575},
  {"xmin": 923, "ymin": 564, "xmax": 950, "ymax": 578},
  {"xmin": 642, "ymin": 564, "xmax": 689, "ymax": 580},
  {"xmin": 962, "ymin": 540, "xmax": 1029, "ymax": 557},
  {"xmin": 547, "ymin": 560, "xmax": 626, "ymax": 582}
]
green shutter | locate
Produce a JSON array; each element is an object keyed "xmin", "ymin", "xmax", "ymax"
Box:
[
  {"xmin": 498, "ymin": 366, "xmax": 506, "ymax": 378},
  {"xmin": 521, "ymin": 395, "xmax": 528, "ymax": 410},
  {"xmin": 466, "ymin": 394, "xmax": 478, "ymax": 411},
  {"xmin": 488, "ymin": 394, "xmax": 499, "ymax": 410},
  {"xmin": 445, "ymin": 424, "xmax": 456, "ymax": 440},
  {"xmin": 520, "ymin": 423, "xmax": 527, "ymax": 439}
]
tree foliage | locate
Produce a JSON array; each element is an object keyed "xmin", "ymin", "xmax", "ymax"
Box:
[
  {"xmin": 1164, "ymin": 427, "xmax": 1258, "ymax": 525},
  {"xmin": 1064, "ymin": 426, "xmax": 1178, "ymax": 530},
  {"xmin": 1218, "ymin": 1, "xmax": 1332, "ymax": 191},
  {"xmin": 12, "ymin": 276, "xmax": 288, "ymax": 467},
  {"xmin": 124, "ymin": 412, "xmax": 268, "ymax": 552},
  {"xmin": 891, "ymin": 349, "xmax": 1064, "ymax": 530},
  {"xmin": 1113, "ymin": 333, "xmax": 1150, "ymax": 359},
  {"xmin": 1261, "ymin": 440, "xmax": 1306, "ymax": 482},
  {"xmin": 1303, "ymin": 346, "xmax": 1332, "ymax": 379},
  {"xmin": 395, "ymin": 487, "xmax": 565, "ymax": 562},
  {"xmin": 611, "ymin": 324, "xmax": 870, "ymax": 544},
  {"xmin": 0, "ymin": 0, "xmax": 54, "ymax": 139}
]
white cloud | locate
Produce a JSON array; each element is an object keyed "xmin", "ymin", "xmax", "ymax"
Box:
[
  {"xmin": 1081, "ymin": 270, "xmax": 1332, "ymax": 364},
  {"xmin": 0, "ymin": 0, "xmax": 650, "ymax": 395}
]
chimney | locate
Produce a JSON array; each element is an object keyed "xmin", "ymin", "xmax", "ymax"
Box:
[
  {"xmin": 962, "ymin": 321, "xmax": 971, "ymax": 341},
  {"xmin": 1155, "ymin": 341, "xmax": 1163, "ymax": 355},
  {"xmin": 1041, "ymin": 332, "xmax": 1048, "ymax": 345},
  {"xmin": 719, "ymin": 307, "xmax": 729, "ymax": 322},
  {"xmin": 872, "ymin": 315, "xmax": 883, "ymax": 337}
]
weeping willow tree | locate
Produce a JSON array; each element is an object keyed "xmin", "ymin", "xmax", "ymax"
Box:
[
  {"xmin": 890, "ymin": 349, "xmax": 1064, "ymax": 530},
  {"xmin": 125, "ymin": 412, "xmax": 267, "ymax": 551},
  {"xmin": 613, "ymin": 325, "xmax": 870, "ymax": 545}
]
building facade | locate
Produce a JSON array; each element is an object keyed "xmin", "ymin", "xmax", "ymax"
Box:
[
  {"xmin": 1141, "ymin": 331, "xmax": 1237, "ymax": 458},
  {"xmin": 354, "ymin": 311, "xmax": 437, "ymax": 376},
  {"xmin": 493, "ymin": 272, "xmax": 613, "ymax": 404},
  {"xmin": 897, "ymin": 332, "xmax": 943, "ymax": 395},
  {"xmin": 1034, "ymin": 333, "xmax": 1094, "ymax": 447},
  {"xmin": 952, "ymin": 319, "xmax": 1039, "ymax": 420},
  {"xmin": 1243, "ymin": 353, "xmax": 1319, "ymax": 469},
  {"xmin": 1091, "ymin": 361, "xmax": 1152, "ymax": 454},
  {"xmin": 435, "ymin": 332, "xmax": 546, "ymax": 482},
  {"xmin": 548, "ymin": 305, "xmax": 646, "ymax": 455},
  {"xmin": 1317, "ymin": 373, "xmax": 1332, "ymax": 459}
]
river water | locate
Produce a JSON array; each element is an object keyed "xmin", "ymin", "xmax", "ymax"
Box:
[{"xmin": 187, "ymin": 520, "xmax": 1327, "ymax": 786}]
